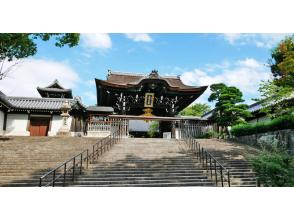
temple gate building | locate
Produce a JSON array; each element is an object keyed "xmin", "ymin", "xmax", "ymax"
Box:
[{"xmin": 0, "ymin": 70, "xmax": 210, "ymax": 137}]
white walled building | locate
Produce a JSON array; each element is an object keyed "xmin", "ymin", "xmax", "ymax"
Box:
[{"xmin": 0, "ymin": 80, "xmax": 87, "ymax": 137}]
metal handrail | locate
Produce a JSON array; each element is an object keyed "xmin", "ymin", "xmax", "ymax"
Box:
[
  {"xmin": 181, "ymin": 129, "xmax": 231, "ymax": 187},
  {"xmin": 39, "ymin": 128, "xmax": 122, "ymax": 187}
]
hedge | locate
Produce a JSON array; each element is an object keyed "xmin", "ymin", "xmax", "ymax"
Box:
[{"xmin": 231, "ymin": 114, "xmax": 294, "ymax": 137}]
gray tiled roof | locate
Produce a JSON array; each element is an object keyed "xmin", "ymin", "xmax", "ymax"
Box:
[
  {"xmin": 7, "ymin": 97, "xmax": 75, "ymax": 110},
  {"xmin": 87, "ymin": 106, "xmax": 114, "ymax": 112},
  {"xmin": 0, "ymin": 91, "xmax": 85, "ymax": 111},
  {"xmin": 0, "ymin": 91, "xmax": 11, "ymax": 108}
]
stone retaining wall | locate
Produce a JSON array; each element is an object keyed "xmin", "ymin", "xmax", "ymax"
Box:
[{"xmin": 233, "ymin": 129, "xmax": 294, "ymax": 153}]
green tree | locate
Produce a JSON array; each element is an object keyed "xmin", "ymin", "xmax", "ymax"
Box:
[
  {"xmin": 257, "ymin": 35, "xmax": 294, "ymax": 118},
  {"xmin": 269, "ymin": 35, "xmax": 294, "ymax": 87},
  {"xmin": 147, "ymin": 121, "xmax": 159, "ymax": 138},
  {"xmin": 180, "ymin": 103, "xmax": 211, "ymax": 117},
  {"xmin": 208, "ymin": 83, "xmax": 251, "ymax": 134},
  {"xmin": 0, "ymin": 33, "xmax": 80, "ymax": 79},
  {"xmin": 257, "ymin": 80, "xmax": 293, "ymax": 118}
]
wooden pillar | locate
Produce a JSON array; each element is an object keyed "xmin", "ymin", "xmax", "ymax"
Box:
[{"xmin": 3, "ymin": 111, "xmax": 7, "ymax": 131}]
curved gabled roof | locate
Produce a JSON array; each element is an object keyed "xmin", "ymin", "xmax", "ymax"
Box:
[{"xmin": 96, "ymin": 70, "xmax": 208, "ymax": 92}]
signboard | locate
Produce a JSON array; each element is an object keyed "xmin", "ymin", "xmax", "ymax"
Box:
[{"xmin": 144, "ymin": 93, "xmax": 154, "ymax": 108}]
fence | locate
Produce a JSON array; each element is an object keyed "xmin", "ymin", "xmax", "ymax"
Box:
[{"xmin": 87, "ymin": 118, "xmax": 129, "ymax": 137}]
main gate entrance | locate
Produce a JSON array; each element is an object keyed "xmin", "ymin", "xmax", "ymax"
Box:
[{"xmin": 86, "ymin": 114, "xmax": 215, "ymax": 139}]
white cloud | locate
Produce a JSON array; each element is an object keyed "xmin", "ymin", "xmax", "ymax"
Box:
[
  {"xmin": 81, "ymin": 33, "xmax": 112, "ymax": 49},
  {"xmin": 85, "ymin": 79, "xmax": 95, "ymax": 87},
  {"xmin": 83, "ymin": 91, "xmax": 96, "ymax": 101},
  {"xmin": 0, "ymin": 58, "xmax": 79, "ymax": 97},
  {"xmin": 222, "ymin": 33, "xmax": 243, "ymax": 44},
  {"xmin": 236, "ymin": 58, "xmax": 263, "ymax": 69},
  {"xmin": 125, "ymin": 33, "xmax": 153, "ymax": 42},
  {"xmin": 180, "ymin": 58, "xmax": 272, "ymax": 104},
  {"xmin": 223, "ymin": 33, "xmax": 291, "ymax": 48},
  {"xmin": 204, "ymin": 60, "xmax": 231, "ymax": 73}
]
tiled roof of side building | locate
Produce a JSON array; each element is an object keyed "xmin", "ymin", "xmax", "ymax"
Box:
[
  {"xmin": 3, "ymin": 96, "xmax": 85, "ymax": 111},
  {"xmin": 0, "ymin": 91, "xmax": 12, "ymax": 108}
]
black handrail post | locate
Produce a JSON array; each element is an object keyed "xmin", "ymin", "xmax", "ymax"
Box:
[
  {"xmin": 92, "ymin": 145, "xmax": 95, "ymax": 162},
  {"xmin": 52, "ymin": 170, "xmax": 56, "ymax": 187},
  {"xmin": 209, "ymin": 156, "xmax": 212, "ymax": 178},
  {"xmin": 205, "ymin": 151, "xmax": 208, "ymax": 171},
  {"xmin": 39, "ymin": 177, "xmax": 42, "ymax": 187},
  {"xmin": 97, "ymin": 143, "xmax": 100, "ymax": 158},
  {"xmin": 197, "ymin": 142, "xmax": 199, "ymax": 158},
  {"xmin": 100, "ymin": 143, "xmax": 103, "ymax": 155},
  {"xmin": 214, "ymin": 160, "xmax": 218, "ymax": 186},
  {"xmin": 220, "ymin": 166, "xmax": 224, "ymax": 187},
  {"xmin": 227, "ymin": 171, "xmax": 231, "ymax": 187},
  {"xmin": 86, "ymin": 149, "xmax": 89, "ymax": 169},
  {"xmin": 201, "ymin": 147, "xmax": 204, "ymax": 166},
  {"xmin": 80, "ymin": 153, "xmax": 83, "ymax": 175},
  {"xmin": 72, "ymin": 157, "xmax": 75, "ymax": 182},
  {"xmin": 199, "ymin": 144, "xmax": 201, "ymax": 162},
  {"xmin": 63, "ymin": 163, "xmax": 67, "ymax": 186}
]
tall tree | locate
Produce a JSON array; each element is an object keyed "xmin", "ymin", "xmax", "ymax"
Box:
[
  {"xmin": 180, "ymin": 103, "xmax": 211, "ymax": 117},
  {"xmin": 258, "ymin": 35, "xmax": 294, "ymax": 118},
  {"xmin": 208, "ymin": 83, "xmax": 251, "ymax": 133},
  {"xmin": 269, "ymin": 35, "xmax": 294, "ymax": 87},
  {"xmin": 0, "ymin": 33, "xmax": 80, "ymax": 80}
]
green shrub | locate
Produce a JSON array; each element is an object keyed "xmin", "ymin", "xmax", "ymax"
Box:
[
  {"xmin": 196, "ymin": 130, "xmax": 219, "ymax": 139},
  {"xmin": 249, "ymin": 150, "xmax": 294, "ymax": 186},
  {"xmin": 231, "ymin": 114, "xmax": 294, "ymax": 137},
  {"xmin": 147, "ymin": 121, "xmax": 159, "ymax": 138}
]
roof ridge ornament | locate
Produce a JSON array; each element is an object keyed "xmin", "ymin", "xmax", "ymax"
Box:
[{"xmin": 149, "ymin": 70, "xmax": 159, "ymax": 79}]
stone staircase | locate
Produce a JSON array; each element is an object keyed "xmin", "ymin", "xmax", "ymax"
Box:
[
  {"xmin": 0, "ymin": 136, "xmax": 258, "ymax": 187},
  {"xmin": 196, "ymin": 139, "xmax": 258, "ymax": 187},
  {"xmin": 70, "ymin": 138, "xmax": 215, "ymax": 187},
  {"xmin": 0, "ymin": 136, "xmax": 99, "ymax": 186}
]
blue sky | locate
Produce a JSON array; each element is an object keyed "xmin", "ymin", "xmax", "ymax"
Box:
[{"xmin": 0, "ymin": 33, "xmax": 291, "ymax": 107}]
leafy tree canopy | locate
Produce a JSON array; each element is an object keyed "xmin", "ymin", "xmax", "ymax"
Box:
[
  {"xmin": 180, "ymin": 103, "xmax": 211, "ymax": 117},
  {"xmin": 208, "ymin": 83, "xmax": 251, "ymax": 127},
  {"xmin": 147, "ymin": 121, "xmax": 159, "ymax": 138},
  {"xmin": 257, "ymin": 80, "xmax": 293, "ymax": 118},
  {"xmin": 269, "ymin": 35, "xmax": 294, "ymax": 87},
  {"xmin": 0, "ymin": 33, "xmax": 80, "ymax": 61},
  {"xmin": 257, "ymin": 35, "xmax": 294, "ymax": 118}
]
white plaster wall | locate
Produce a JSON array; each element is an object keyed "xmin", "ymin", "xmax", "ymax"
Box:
[
  {"xmin": 248, "ymin": 115, "xmax": 271, "ymax": 124},
  {"xmin": 0, "ymin": 110, "xmax": 4, "ymax": 135},
  {"xmin": 5, "ymin": 113, "xmax": 30, "ymax": 136},
  {"xmin": 48, "ymin": 115, "xmax": 72, "ymax": 136},
  {"xmin": 129, "ymin": 120, "xmax": 152, "ymax": 132}
]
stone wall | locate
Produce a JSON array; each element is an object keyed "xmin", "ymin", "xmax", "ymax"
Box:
[{"xmin": 233, "ymin": 129, "xmax": 294, "ymax": 153}]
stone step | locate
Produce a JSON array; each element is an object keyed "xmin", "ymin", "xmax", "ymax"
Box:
[
  {"xmin": 72, "ymin": 182, "xmax": 215, "ymax": 187},
  {"xmin": 72, "ymin": 178, "xmax": 214, "ymax": 185}
]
